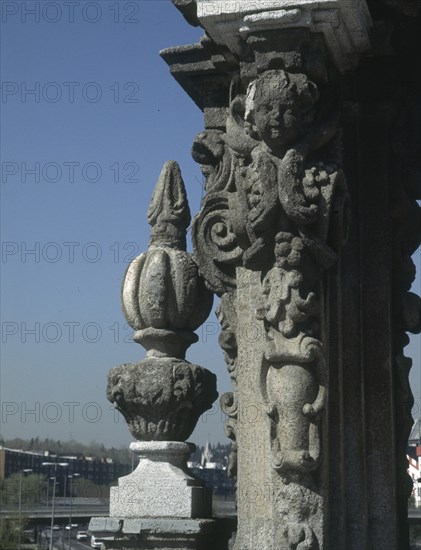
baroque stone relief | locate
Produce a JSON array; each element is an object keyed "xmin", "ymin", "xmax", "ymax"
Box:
[
  {"xmin": 257, "ymin": 231, "xmax": 327, "ymax": 475},
  {"xmin": 107, "ymin": 358, "xmax": 217, "ymax": 442},
  {"xmin": 192, "ymin": 66, "xmax": 350, "ymax": 549},
  {"xmin": 193, "ymin": 70, "xmax": 348, "ymax": 293},
  {"xmin": 217, "ymin": 292, "xmax": 238, "ymax": 478}
]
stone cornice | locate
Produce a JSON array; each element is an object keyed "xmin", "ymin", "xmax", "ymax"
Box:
[{"xmin": 195, "ymin": 0, "xmax": 372, "ymax": 72}]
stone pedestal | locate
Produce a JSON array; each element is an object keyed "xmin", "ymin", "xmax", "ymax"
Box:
[
  {"xmin": 89, "ymin": 517, "xmax": 236, "ymax": 550},
  {"xmin": 92, "ymin": 161, "xmax": 222, "ymax": 549},
  {"xmin": 110, "ymin": 442, "xmax": 211, "ymax": 520}
]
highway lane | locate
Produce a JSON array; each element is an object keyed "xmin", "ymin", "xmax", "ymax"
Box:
[
  {"xmin": 60, "ymin": 539, "xmax": 91, "ymax": 550},
  {"xmin": 37, "ymin": 525, "xmax": 93, "ymax": 550}
]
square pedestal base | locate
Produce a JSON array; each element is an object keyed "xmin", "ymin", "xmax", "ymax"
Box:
[{"xmin": 89, "ymin": 517, "xmax": 236, "ymax": 550}]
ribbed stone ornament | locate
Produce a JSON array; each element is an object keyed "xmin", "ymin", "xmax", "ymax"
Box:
[
  {"xmin": 107, "ymin": 160, "xmax": 217, "ymax": 521},
  {"xmin": 121, "ymin": 161, "xmax": 213, "ymax": 358}
]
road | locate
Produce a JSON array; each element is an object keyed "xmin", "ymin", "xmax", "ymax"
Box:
[
  {"xmin": 37, "ymin": 525, "xmax": 92, "ymax": 550},
  {"xmin": 2, "ymin": 504, "xmax": 109, "ymax": 519},
  {"xmin": 55, "ymin": 539, "xmax": 91, "ymax": 550}
]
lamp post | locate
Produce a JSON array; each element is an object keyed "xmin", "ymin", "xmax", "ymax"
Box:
[
  {"xmin": 18, "ymin": 468, "xmax": 33, "ymax": 550},
  {"xmin": 46, "ymin": 477, "xmax": 55, "ymax": 508},
  {"xmin": 42, "ymin": 462, "xmax": 68, "ymax": 550},
  {"xmin": 67, "ymin": 474, "xmax": 80, "ymax": 549}
]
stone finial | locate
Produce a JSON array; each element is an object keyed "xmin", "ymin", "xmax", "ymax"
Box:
[
  {"xmin": 122, "ymin": 160, "xmax": 213, "ymax": 357},
  {"xmin": 108, "ymin": 160, "xmax": 218, "ymax": 523},
  {"xmin": 148, "ymin": 160, "xmax": 191, "ymax": 250}
]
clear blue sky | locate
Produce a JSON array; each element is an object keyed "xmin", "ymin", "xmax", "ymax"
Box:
[{"xmin": 1, "ymin": 0, "xmax": 420, "ymax": 450}]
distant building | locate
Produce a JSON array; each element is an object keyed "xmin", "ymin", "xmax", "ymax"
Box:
[
  {"xmin": 188, "ymin": 441, "xmax": 234, "ymax": 497},
  {"xmin": 407, "ymin": 420, "xmax": 421, "ymax": 507},
  {"xmin": 0, "ymin": 446, "xmax": 47, "ymax": 478},
  {"xmin": 199, "ymin": 441, "xmax": 225, "ymax": 470},
  {"xmin": 0, "ymin": 446, "xmax": 130, "ymax": 494}
]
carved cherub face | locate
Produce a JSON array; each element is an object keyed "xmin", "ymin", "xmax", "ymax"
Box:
[{"xmin": 247, "ymin": 70, "xmax": 319, "ymax": 153}]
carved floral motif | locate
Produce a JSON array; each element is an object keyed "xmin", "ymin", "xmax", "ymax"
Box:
[
  {"xmin": 192, "ymin": 66, "xmax": 349, "ymax": 548},
  {"xmin": 192, "ymin": 70, "xmax": 348, "ymax": 293},
  {"xmin": 107, "ymin": 358, "xmax": 217, "ymax": 441},
  {"xmin": 216, "ymin": 292, "xmax": 238, "ymax": 478}
]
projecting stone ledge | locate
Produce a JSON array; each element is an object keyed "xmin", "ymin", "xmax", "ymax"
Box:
[
  {"xmin": 174, "ymin": 0, "xmax": 373, "ymax": 72},
  {"xmin": 89, "ymin": 517, "xmax": 236, "ymax": 550}
]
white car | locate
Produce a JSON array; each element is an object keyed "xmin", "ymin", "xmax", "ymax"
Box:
[
  {"xmin": 65, "ymin": 524, "xmax": 78, "ymax": 530},
  {"xmin": 91, "ymin": 535, "xmax": 105, "ymax": 548}
]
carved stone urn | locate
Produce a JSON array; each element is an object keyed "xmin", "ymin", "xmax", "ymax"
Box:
[{"xmin": 107, "ymin": 161, "xmax": 218, "ymax": 519}]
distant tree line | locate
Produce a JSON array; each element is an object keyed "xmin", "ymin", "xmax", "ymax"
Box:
[{"xmin": 0, "ymin": 437, "xmax": 232, "ymax": 467}]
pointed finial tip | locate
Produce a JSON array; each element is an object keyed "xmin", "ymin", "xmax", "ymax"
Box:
[{"xmin": 147, "ymin": 160, "xmax": 191, "ymax": 249}]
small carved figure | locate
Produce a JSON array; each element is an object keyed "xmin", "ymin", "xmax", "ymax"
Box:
[
  {"xmin": 257, "ymin": 232, "xmax": 325, "ymax": 474},
  {"xmin": 244, "ymin": 69, "xmax": 338, "ymax": 228}
]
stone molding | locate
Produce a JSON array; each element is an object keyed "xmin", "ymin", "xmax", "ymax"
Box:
[{"xmin": 195, "ymin": 0, "xmax": 372, "ymax": 71}]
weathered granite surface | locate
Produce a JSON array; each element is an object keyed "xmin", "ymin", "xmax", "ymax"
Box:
[
  {"xmin": 107, "ymin": 358, "xmax": 217, "ymax": 442},
  {"xmin": 89, "ymin": 517, "xmax": 236, "ymax": 550},
  {"xmin": 189, "ymin": 38, "xmax": 349, "ymax": 550},
  {"xmin": 110, "ymin": 442, "xmax": 211, "ymax": 519},
  {"xmin": 195, "ymin": 0, "xmax": 372, "ymax": 71},
  {"xmin": 161, "ymin": 0, "xmax": 421, "ymax": 548},
  {"xmin": 93, "ymin": 160, "xmax": 221, "ymax": 548},
  {"xmin": 120, "ymin": 161, "xmax": 213, "ymax": 359},
  {"xmin": 93, "ymin": 0, "xmax": 421, "ymax": 547},
  {"xmin": 107, "ymin": 161, "xmax": 217, "ymax": 445}
]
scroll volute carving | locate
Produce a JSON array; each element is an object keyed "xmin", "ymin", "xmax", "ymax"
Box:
[
  {"xmin": 247, "ymin": 71, "xmax": 347, "ymax": 477},
  {"xmin": 192, "ymin": 70, "xmax": 348, "ymax": 294},
  {"xmin": 192, "ymin": 68, "xmax": 349, "ymax": 480}
]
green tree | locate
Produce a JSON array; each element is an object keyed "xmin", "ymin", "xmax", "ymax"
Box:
[
  {"xmin": 0, "ymin": 517, "xmax": 27, "ymax": 550},
  {"xmin": 0, "ymin": 475, "xmax": 45, "ymax": 549},
  {"xmin": 0, "ymin": 474, "xmax": 47, "ymax": 508}
]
